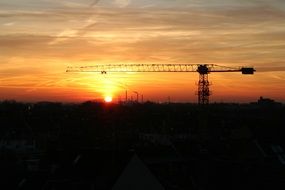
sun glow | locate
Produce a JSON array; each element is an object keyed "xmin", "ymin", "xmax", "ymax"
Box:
[{"xmin": 104, "ymin": 96, "xmax": 113, "ymax": 103}]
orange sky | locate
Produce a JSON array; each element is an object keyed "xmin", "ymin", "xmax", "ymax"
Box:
[{"xmin": 0, "ymin": 0, "xmax": 285, "ymax": 103}]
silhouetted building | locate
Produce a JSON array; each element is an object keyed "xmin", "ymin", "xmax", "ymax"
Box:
[{"xmin": 257, "ymin": 96, "xmax": 281, "ymax": 106}]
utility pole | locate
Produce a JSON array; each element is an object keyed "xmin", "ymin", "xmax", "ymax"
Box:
[{"xmin": 133, "ymin": 91, "xmax": 139, "ymax": 102}]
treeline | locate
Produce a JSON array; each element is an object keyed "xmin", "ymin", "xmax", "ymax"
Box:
[{"xmin": 0, "ymin": 100, "xmax": 285, "ymax": 150}]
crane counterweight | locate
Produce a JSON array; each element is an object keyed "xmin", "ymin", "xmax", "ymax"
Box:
[{"xmin": 241, "ymin": 68, "xmax": 255, "ymax": 74}]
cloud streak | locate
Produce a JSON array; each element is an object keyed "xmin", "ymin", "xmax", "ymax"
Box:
[{"xmin": 256, "ymin": 66, "xmax": 285, "ymax": 72}]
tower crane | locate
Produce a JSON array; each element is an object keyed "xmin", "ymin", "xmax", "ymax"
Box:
[{"xmin": 66, "ymin": 64, "xmax": 255, "ymax": 104}]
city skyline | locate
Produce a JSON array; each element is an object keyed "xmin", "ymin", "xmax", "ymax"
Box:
[{"xmin": 1, "ymin": 0, "xmax": 285, "ymax": 102}]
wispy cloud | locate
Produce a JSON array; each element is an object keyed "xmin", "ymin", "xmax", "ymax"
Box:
[
  {"xmin": 90, "ymin": 0, "xmax": 100, "ymax": 7},
  {"xmin": 1, "ymin": 6, "xmax": 285, "ymax": 63}
]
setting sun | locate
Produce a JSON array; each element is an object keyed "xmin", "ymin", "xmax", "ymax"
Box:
[{"xmin": 104, "ymin": 96, "xmax": 113, "ymax": 103}]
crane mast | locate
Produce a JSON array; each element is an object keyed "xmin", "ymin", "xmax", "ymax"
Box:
[{"xmin": 66, "ymin": 64, "xmax": 255, "ymax": 104}]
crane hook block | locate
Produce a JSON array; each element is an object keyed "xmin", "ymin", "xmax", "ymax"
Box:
[{"xmin": 241, "ymin": 67, "xmax": 255, "ymax": 74}]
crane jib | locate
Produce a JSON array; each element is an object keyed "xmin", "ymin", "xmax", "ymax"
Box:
[{"xmin": 66, "ymin": 64, "xmax": 256, "ymax": 104}]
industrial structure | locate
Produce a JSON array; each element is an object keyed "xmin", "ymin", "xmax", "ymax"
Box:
[{"xmin": 66, "ymin": 64, "xmax": 255, "ymax": 104}]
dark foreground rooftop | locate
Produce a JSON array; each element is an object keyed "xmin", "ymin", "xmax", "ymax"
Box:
[{"xmin": 0, "ymin": 100, "xmax": 285, "ymax": 189}]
